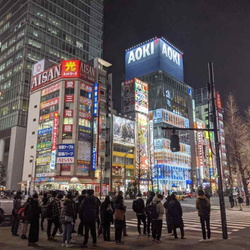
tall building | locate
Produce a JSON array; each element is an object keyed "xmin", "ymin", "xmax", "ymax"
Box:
[
  {"xmin": 22, "ymin": 58, "xmax": 112, "ymax": 193},
  {"xmin": 0, "ymin": 0, "xmax": 103, "ymax": 189},
  {"xmin": 124, "ymin": 38, "xmax": 195, "ymax": 192}
]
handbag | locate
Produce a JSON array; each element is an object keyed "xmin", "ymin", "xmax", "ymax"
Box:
[
  {"xmin": 114, "ymin": 209, "xmax": 125, "ymax": 221},
  {"xmin": 64, "ymin": 215, "xmax": 73, "ymax": 223}
]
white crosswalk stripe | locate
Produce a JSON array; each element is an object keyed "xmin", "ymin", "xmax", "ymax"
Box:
[{"xmin": 126, "ymin": 210, "xmax": 250, "ymax": 235}]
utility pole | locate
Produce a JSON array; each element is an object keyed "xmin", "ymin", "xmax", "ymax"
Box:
[{"xmin": 208, "ymin": 62, "xmax": 228, "ymax": 239}]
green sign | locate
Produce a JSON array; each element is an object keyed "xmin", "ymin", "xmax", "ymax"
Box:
[{"xmin": 37, "ymin": 141, "xmax": 52, "ymax": 150}]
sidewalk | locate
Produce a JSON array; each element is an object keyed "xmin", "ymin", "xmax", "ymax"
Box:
[{"xmin": 1, "ymin": 226, "xmax": 250, "ymax": 250}]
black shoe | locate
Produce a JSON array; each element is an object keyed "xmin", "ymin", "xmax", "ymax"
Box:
[
  {"xmin": 175, "ymin": 237, "xmax": 179, "ymax": 239},
  {"xmin": 21, "ymin": 235, "xmax": 28, "ymax": 239},
  {"xmin": 81, "ymin": 245, "xmax": 88, "ymax": 248},
  {"xmin": 181, "ymin": 237, "xmax": 186, "ymax": 239},
  {"xmin": 12, "ymin": 234, "xmax": 19, "ymax": 237}
]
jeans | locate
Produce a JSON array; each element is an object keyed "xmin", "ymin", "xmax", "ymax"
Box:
[
  {"xmin": 136, "ymin": 214, "xmax": 146, "ymax": 234},
  {"xmin": 63, "ymin": 223, "xmax": 72, "ymax": 244},
  {"xmin": 200, "ymin": 216, "xmax": 211, "ymax": 239},
  {"xmin": 11, "ymin": 214, "xmax": 20, "ymax": 235},
  {"xmin": 47, "ymin": 217, "xmax": 60, "ymax": 238},
  {"xmin": 152, "ymin": 220, "xmax": 162, "ymax": 240},
  {"xmin": 83, "ymin": 220, "xmax": 96, "ymax": 245}
]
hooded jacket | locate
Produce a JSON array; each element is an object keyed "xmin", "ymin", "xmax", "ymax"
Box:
[
  {"xmin": 153, "ymin": 196, "xmax": 164, "ymax": 220},
  {"xmin": 79, "ymin": 195, "xmax": 99, "ymax": 222},
  {"xmin": 196, "ymin": 195, "xmax": 211, "ymax": 217}
]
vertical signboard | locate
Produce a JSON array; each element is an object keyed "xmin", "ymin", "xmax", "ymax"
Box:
[
  {"xmin": 93, "ymin": 83, "xmax": 99, "ymax": 117},
  {"xmin": 134, "ymin": 79, "xmax": 148, "ymax": 114},
  {"xmin": 122, "ymin": 79, "xmax": 135, "ymax": 113},
  {"xmin": 50, "ymin": 111, "xmax": 59, "ymax": 169}
]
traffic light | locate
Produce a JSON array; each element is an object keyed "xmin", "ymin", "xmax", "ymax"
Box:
[{"xmin": 170, "ymin": 133, "xmax": 180, "ymax": 152}]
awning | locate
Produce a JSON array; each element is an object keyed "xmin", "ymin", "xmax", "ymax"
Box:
[
  {"xmin": 17, "ymin": 181, "xmax": 27, "ymax": 185},
  {"xmin": 78, "ymin": 178, "xmax": 97, "ymax": 184}
]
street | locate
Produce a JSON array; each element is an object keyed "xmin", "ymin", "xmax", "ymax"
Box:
[{"xmin": 1, "ymin": 196, "xmax": 250, "ymax": 249}]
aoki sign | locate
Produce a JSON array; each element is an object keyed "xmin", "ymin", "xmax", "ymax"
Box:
[{"xmin": 125, "ymin": 37, "xmax": 184, "ymax": 82}]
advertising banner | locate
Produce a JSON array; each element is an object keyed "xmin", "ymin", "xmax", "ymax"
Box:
[
  {"xmin": 40, "ymin": 97, "xmax": 59, "ymax": 110},
  {"xmin": 61, "ymin": 60, "xmax": 80, "ymax": 78},
  {"xmin": 80, "ymin": 96, "xmax": 92, "ymax": 106},
  {"xmin": 32, "ymin": 59, "xmax": 45, "ymax": 76},
  {"xmin": 79, "ymin": 126, "xmax": 92, "ymax": 141},
  {"xmin": 41, "ymin": 83, "xmax": 60, "ymax": 96},
  {"xmin": 36, "ymin": 157, "xmax": 51, "ymax": 165},
  {"xmin": 63, "ymin": 124, "xmax": 73, "ymax": 133},
  {"xmin": 153, "ymin": 109, "xmax": 163, "ymax": 123},
  {"xmin": 57, "ymin": 143, "xmax": 74, "ymax": 164},
  {"xmin": 78, "ymin": 141, "xmax": 91, "ymax": 163},
  {"xmin": 93, "ymin": 83, "xmax": 99, "ymax": 117},
  {"xmin": 76, "ymin": 164, "xmax": 89, "ymax": 174},
  {"xmin": 65, "ymin": 95, "xmax": 74, "ymax": 103},
  {"xmin": 37, "ymin": 141, "xmax": 52, "ymax": 150},
  {"xmin": 135, "ymin": 79, "xmax": 148, "ymax": 114},
  {"xmin": 38, "ymin": 127, "xmax": 52, "ymax": 136},
  {"xmin": 122, "ymin": 79, "xmax": 135, "ymax": 113},
  {"xmin": 61, "ymin": 165, "xmax": 71, "ymax": 172},
  {"xmin": 39, "ymin": 112, "xmax": 54, "ymax": 123},
  {"xmin": 125, "ymin": 38, "xmax": 184, "ymax": 82},
  {"xmin": 64, "ymin": 109, "xmax": 73, "ymax": 117},
  {"xmin": 80, "ymin": 82, "xmax": 93, "ymax": 93},
  {"xmin": 50, "ymin": 111, "xmax": 59, "ymax": 169},
  {"xmin": 113, "ymin": 115, "xmax": 135, "ymax": 146},
  {"xmin": 65, "ymin": 81, "xmax": 74, "ymax": 88},
  {"xmin": 79, "ymin": 111, "xmax": 92, "ymax": 120}
]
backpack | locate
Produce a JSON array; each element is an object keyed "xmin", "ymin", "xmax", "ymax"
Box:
[
  {"xmin": 41, "ymin": 201, "xmax": 52, "ymax": 219},
  {"xmin": 199, "ymin": 198, "xmax": 210, "ymax": 217},
  {"xmin": 147, "ymin": 202, "xmax": 159, "ymax": 220},
  {"xmin": 132, "ymin": 200, "xmax": 140, "ymax": 213}
]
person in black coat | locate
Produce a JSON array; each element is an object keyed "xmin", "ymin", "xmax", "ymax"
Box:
[
  {"xmin": 168, "ymin": 193, "xmax": 185, "ymax": 239},
  {"xmin": 77, "ymin": 190, "xmax": 87, "ymax": 236},
  {"xmin": 79, "ymin": 189, "xmax": 99, "ymax": 248},
  {"xmin": 163, "ymin": 195, "xmax": 172, "ymax": 235},
  {"xmin": 100, "ymin": 196, "xmax": 113, "ymax": 241},
  {"xmin": 28, "ymin": 193, "xmax": 40, "ymax": 246},
  {"xmin": 145, "ymin": 191, "xmax": 155, "ymax": 236}
]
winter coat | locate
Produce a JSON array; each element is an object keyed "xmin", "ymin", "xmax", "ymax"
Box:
[
  {"xmin": 132, "ymin": 198, "xmax": 145, "ymax": 214},
  {"xmin": 49, "ymin": 197, "xmax": 61, "ymax": 218},
  {"xmin": 79, "ymin": 195, "xmax": 99, "ymax": 222},
  {"xmin": 146, "ymin": 197, "xmax": 154, "ymax": 207},
  {"xmin": 12, "ymin": 197, "xmax": 22, "ymax": 215},
  {"xmin": 153, "ymin": 197, "xmax": 164, "ymax": 220},
  {"xmin": 196, "ymin": 195, "xmax": 211, "ymax": 217},
  {"xmin": 168, "ymin": 199, "xmax": 184, "ymax": 228},
  {"xmin": 27, "ymin": 199, "xmax": 40, "ymax": 222},
  {"xmin": 100, "ymin": 201, "xmax": 113, "ymax": 225}
]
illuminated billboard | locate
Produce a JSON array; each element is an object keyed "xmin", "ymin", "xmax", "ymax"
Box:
[
  {"xmin": 135, "ymin": 79, "xmax": 148, "ymax": 114},
  {"xmin": 113, "ymin": 115, "xmax": 135, "ymax": 146},
  {"xmin": 125, "ymin": 38, "xmax": 184, "ymax": 82},
  {"xmin": 122, "ymin": 79, "xmax": 135, "ymax": 113}
]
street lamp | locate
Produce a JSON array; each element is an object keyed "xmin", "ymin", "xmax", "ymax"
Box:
[
  {"xmin": 30, "ymin": 155, "xmax": 34, "ymax": 195},
  {"xmin": 123, "ymin": 149, "xmax": 133, "ymax": 198}
]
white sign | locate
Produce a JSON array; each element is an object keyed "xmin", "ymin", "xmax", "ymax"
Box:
[
  {"xmin": 32, "ymin": 59, "xmax": 45, "ymax": 76},
  {"xmin": 57, "ymin": 157, "xmax": 74, "ymax": 163}
]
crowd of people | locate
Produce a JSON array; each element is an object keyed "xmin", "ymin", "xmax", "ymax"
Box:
[{"xmin": 7, "ymin": 188, "xmax": 215, "ymax": 248}]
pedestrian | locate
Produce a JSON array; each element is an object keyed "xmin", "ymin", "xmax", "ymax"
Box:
[
  {"xmin": 47, "ymin": 191, "xmax": 61, "ymax": 241},
  {"xmin": 237, "ymin": 194, "xmax": 244, "ymax": 211},
  {"xmin": 100, "ymin": 195, "xmax": 113, "ymax": 241},
  {"xmin": 228, "ymin": 193, "xmax": 234, "ymax": 208},
  {"xmin": 145, "ymin": 191, "xmax": 155, "ymax": 237},
  {"xmin": 132, "ymin": 193, "xmax": 147, "ymax": 236},
  {"xmin": 40, "ymin": 192, "xmax": 49, "ymax": 231},
  {"xmin": 168, "ymin": 193, "xmax": 185, "ymax": 239},
  {"xmin": 28, "ymin": 193, "xmax": 40, "ymax": 246},
  {"xmin": 113, "ymin": 194, "xmax": 125, "ymax": 244},
  {"xmin": 205, "ymin": 192, "xmax": 211, "ymax": 200},
  {"xmin": 20, "ymin": 197, "xmax": 32, "ymax": 239},
  {"xmin": 79, "ymin": 189, "xmax": 99, "ymax": 248},
  {"xmin": 11, "ymin": 191, "xmax": 22, "ymax": 236},
  {"xmin": 196, "ymin": 189, "xmax": 211, "ymax": 241},
  {"xmin": 77, "ymin": 190, "xmax": 87, "ymax": 236},
  {"xmin": 61, "ymin": 193, "xmax": 76, "ymax": 247},
  {"xmin": 163, "ymin": 195, "xmax": 172, "ymax": 235},
  {"xmin": 151, "ymin": 193, "xmax": 164, "ymax": 243}
]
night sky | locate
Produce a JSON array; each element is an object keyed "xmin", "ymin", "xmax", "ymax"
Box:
[{"xmin": 103, "ymin": 0, "xmax": 250, "ymax": 112}]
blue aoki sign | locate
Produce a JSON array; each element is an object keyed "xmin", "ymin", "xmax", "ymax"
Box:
[{"xmin": 125, "ymin": 37, "xmax": 184, "ymax": 82}]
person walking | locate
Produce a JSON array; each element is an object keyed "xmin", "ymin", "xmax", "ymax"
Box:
[
  {"xmin": 20, "ymin": 197, "xmax": 32, "ymax": 239},
  {"xmin": 145, "ymin": 191, "xmax": 155, "ymax": 237},
  {"xmin": 47, "ymin": 191, "xmax": 61, "ymax": 241},
  {"xmin": 196, "ymin": 189, "xmax": 211, "ymax": 241},
  {"xmin": 100, "ymin": 195, "xmax": 113, "ymax": 241},
  {"xmin": 237, "ymin": 194, "xmax": 244, "ymax": 211},
  {"xmin": 28, "ymin": 193, "xmax": 40, "ymax": 246},
  {"xmin": 151, "ymin": 193, "xmax": 164, "ymax": 243},
  {"xmin": 132, "ymin": 193, "xmax": 147, "ymax": 236},
  {"xmin": 61, "ymin": 193, "xmax": 76, "ymax": 247},
  {"xmin": 113, "ymin": 194, "xmax": 125, "ymax": 244},
  {"xmin": 77, "ymin": 190, "xmax": 87, "ymax": 236},
  {"xmin": 163, "ymin": 195, "xmax": 172, "ymax": 235},
  {"xmin": 228, "ymin": 193, "xmax": 234, "ymax": 208},
  {"xmin": 40, "ymin": 192, "xmax": 49, "ymax": 232},
  {"xmin": 11, "ymin": 191, "xmax": 22, "ymax": 236},
  {"xmin": 168, "ymin": 193, "xmax": 185, "ymax": 239},
  {"xmin": 79, "ymin": 189, "xmax": 99, "ymax": 248}
]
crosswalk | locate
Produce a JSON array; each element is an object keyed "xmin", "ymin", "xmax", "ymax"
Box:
[{"xmin": 126, "ymin": 210, "xmax": 250, "ymax": 235}]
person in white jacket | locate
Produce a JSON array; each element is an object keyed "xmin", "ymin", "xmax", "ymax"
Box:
[{"xmin": 152, "ymin": 194, "xmax": 164, "ymax": 243}]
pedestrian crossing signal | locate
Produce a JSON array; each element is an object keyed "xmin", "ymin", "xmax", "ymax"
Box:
[{"xmin": 170, "ymin": 134, "xmax": 180, "ymax": 152}]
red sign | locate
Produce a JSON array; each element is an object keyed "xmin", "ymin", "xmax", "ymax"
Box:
[
  {"xmin": 41, "ymin": 83, "xmax": 60, "ymax": 96},
  {"xmin": 216, "ymin": 92, "xmax": 222, "ymax": 110},
  {"xmin": 39, "ymin": 112, "xmax": 54, "ymax": 123},
  {"xmin": 64, "ymin": 109, "xmax": 74, "ymax": 117},
  {"xmin": 65, "ymin": 81, "xmax": 74, "ymax": 88},
  {"xmin": 79, "ymin": 111, "xmax": 92, "ymax": 120},
  {"xmin": 40, "ymin": 97, "xmax": 59, "ymax": 110},
  {"xmin": 80, "ymin": 82, "xmax": 93, "ymax": 93},
  {"xmin": 80, "ymin": 96, "xmax": 92, "ymax": 106},
  {"xmin": 63, "ymin": 124, "xmax": 73, "ymax": 133},
  {"xmin": 65, "ymin": 95, "xmax": 74, "ymax": 103},
  {"xmin": 61, "ymin": 165, "xmax": 71, "ymax": 171},
  {"xmin": 52, "ymin": 112, "xmax": 59, "ymax": 151},
  {"xmin": 61, "ymin": 60, "xmax": 80, "ymax": 78}
]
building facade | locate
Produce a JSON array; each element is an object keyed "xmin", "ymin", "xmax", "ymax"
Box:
[
  {"xmin": 22, "ymin": 58, "xmax": 112, "ymax": 194},
  {"xmin": 0, "ymin": 0, "xmax": 103, "ymax": 189},
  {"xmin": 124, "ymin": 37, "xmax": 196, "ymax": 192}
]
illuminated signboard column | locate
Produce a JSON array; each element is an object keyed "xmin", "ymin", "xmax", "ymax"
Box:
[{"xmin": 50, "ymin": 111, "xmax": 59, "ymax": 170}]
